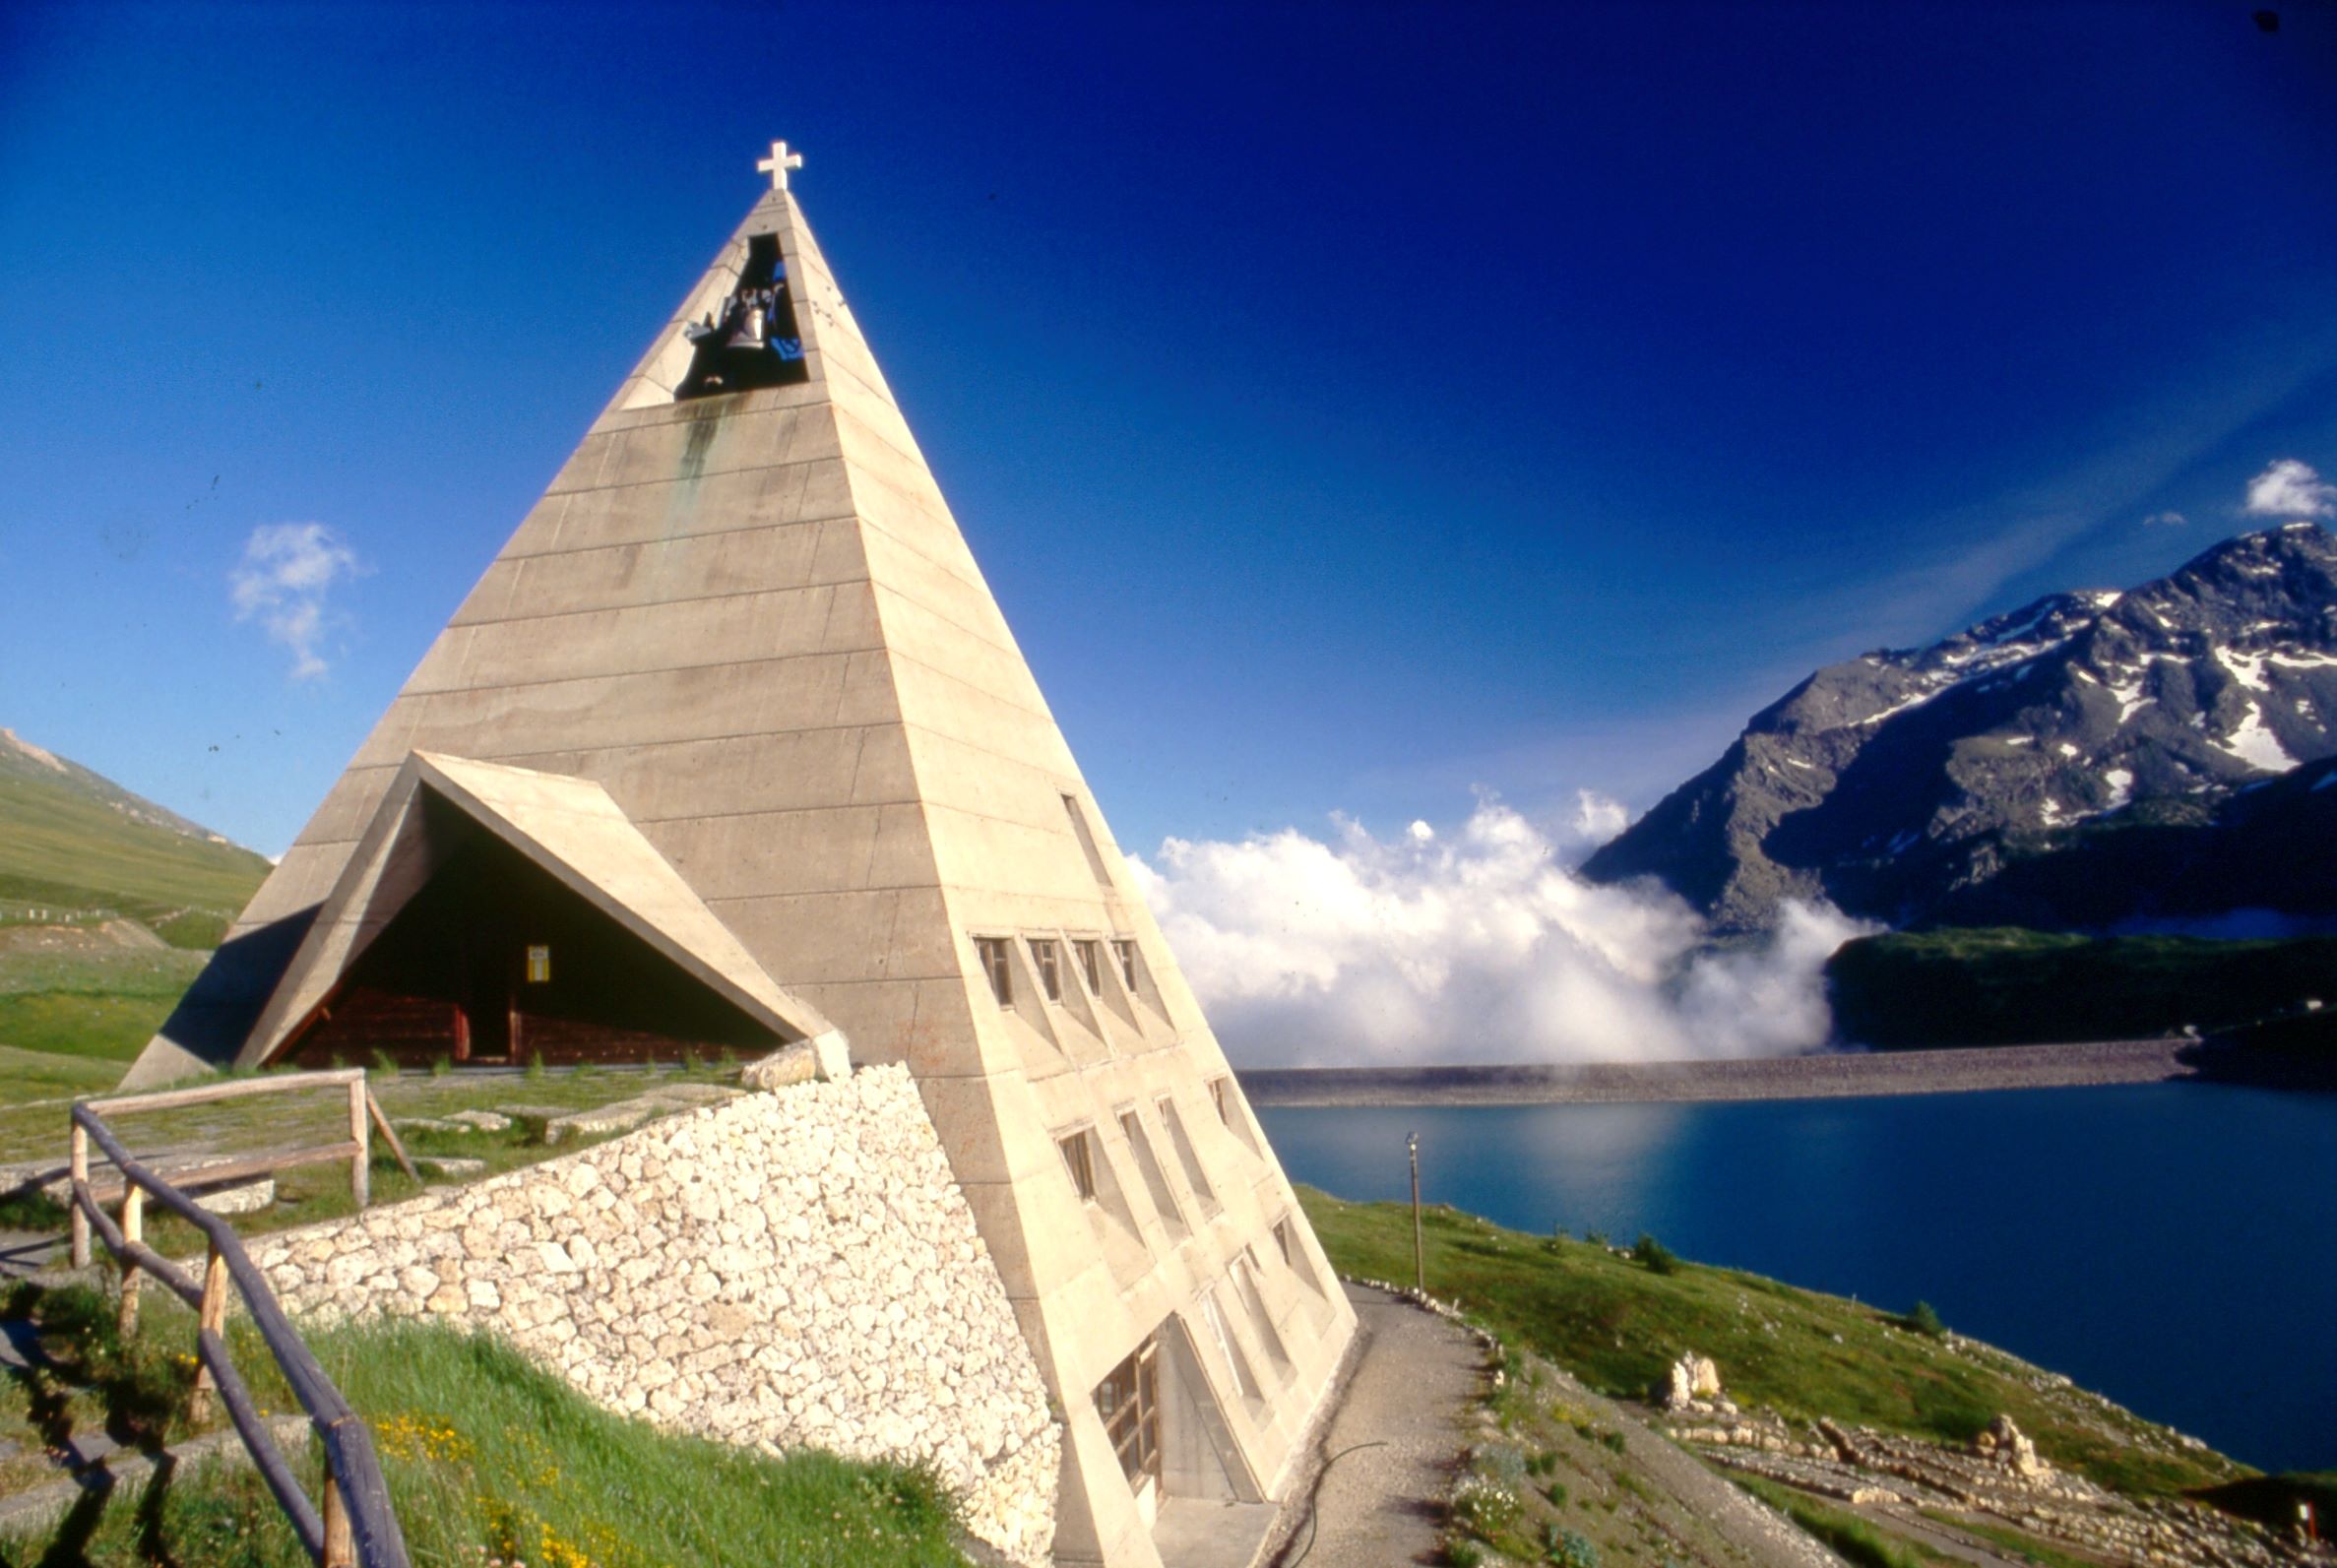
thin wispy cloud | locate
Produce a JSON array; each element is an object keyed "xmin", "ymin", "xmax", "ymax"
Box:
[
  {"xmin": 2141, "ymin": 510, "xmax": 2186, "ymax": 528},
  {"xmin": 2243, "ymin": 458, "xmax": 2336, "ymax": 520},
  {"xmin": 1567, "ymin": 788, "xmax": 1630, "ymax": 847},
  {"xmin": 1130, "ymin": 799, "xmax": 1874, "ymax": 1068},
  {"xmin": 230, "ymin": 523, "xmax": 362, "ymax": 679}
]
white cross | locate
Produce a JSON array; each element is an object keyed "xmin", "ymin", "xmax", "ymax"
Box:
[{"xmin": 757, "ymin": 140, "xmax": 805, "ymax": 192}]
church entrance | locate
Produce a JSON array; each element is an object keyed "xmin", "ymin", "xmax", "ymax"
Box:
[{"xmin": 281, "ymin": 790, "xmax": 781, "ymax": 1069}]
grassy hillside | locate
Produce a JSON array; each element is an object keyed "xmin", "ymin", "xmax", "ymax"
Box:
[
  {"xmin": 0, "ymin": 730, "xmax": 270, "ymax": 1082},
  {"xmin": 0, "ymin": 1296, "xmax": 971, "ymax": 1567},
  {"xmin": 0, "ymin": 729, "xmax": 271, "ymax": 949},
  {"xmin": 1825, "ymin": 926, "xmax": 2337, "ymax": 1048},
  {"xmin": 1298, "ymin": 1188, "xmax": 2240, "ymax": 1501}
]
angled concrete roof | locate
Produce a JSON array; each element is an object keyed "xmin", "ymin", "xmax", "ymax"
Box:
[{"xmin": 236, "ymin": 751, "xmax": 837, "ymax": 1067}]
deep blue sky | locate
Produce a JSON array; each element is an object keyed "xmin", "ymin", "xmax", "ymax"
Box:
[{"xmin": 4, "ymin": 1, "xmax": 2335, "ymax": 858}]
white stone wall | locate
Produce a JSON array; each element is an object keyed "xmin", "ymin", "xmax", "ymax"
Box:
[{"xmin": 246, "ymin": 1066, "xmax": 1058, "ymax": 1564}]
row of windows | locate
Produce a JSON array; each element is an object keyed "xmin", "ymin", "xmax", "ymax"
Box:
[
  {"xmin": 1056, "ymin": 1094, "xmax": 1212, "ymax": 1211},
  {"xmin": 975, "ymin": 933, "xmax": 1139, "ymax": 1008},
  {"xmin": 1088, "ymin": 1218, "xmax": 1322, "ymax": 1488},
  {"xmin": 1053, "ymin": 1073, "xmax": 1250, "ymax": 1226}
]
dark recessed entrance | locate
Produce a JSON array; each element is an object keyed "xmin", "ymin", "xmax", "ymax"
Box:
[{"xmin": 283, "ymin": 792, "xmax": 780, "ymax": 1068}]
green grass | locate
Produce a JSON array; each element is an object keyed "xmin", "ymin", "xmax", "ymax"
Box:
[
  {"xmin": 1826, "ymin": 926, "xmax": 2337, "ymax": 1047},
  {"xmin": 1298, "ymin": 1188, "xmax": 2240, "ymax": 1500},
  {"xmin": 0, "ymin": 947, "xmax": 209, "ymax": 1061},
  {"xmin": 1729, "ymin": 1474, "xmax": 1945, "ymax": 1567},
  {"xmin": 0, "ymin": 1043, "xmax": 123, "ymax": 1106},
  {"xmin": 0, "ymin": 1314, "xmax": 970, "ymax": 1567}
]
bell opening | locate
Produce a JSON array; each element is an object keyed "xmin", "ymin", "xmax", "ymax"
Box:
[{"xmin": 676, "ymin": 233, "xmax": 810, "ymax": 399}]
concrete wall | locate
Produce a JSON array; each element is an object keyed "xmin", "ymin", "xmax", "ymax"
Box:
[{"xmin": 245, "ymin": 1068, "xmax": 1059, "ymax": 1565}]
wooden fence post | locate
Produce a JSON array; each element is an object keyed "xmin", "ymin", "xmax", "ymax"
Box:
[
  {"xmin": 323, "ymin": 1473, "xmax": 356, "ymax": 1568},
  {"xmin": 189, "ymin": 1243, "xmax": 227, "ymax": 1423},
  {"xmin": 117, "ymin": 1187, "xmax": 144, "ymax": 1337},
  {"xmin": 347, "ymin": 1077, "xmax": 369, "ymax": 1212},
  {"xmin": 69, "ymin": 1121, "xmax": 90, "ymax": 1270},
  {"xmin": 364, "ymin": 1090, "xmax": 419, "ymax": 1183}
]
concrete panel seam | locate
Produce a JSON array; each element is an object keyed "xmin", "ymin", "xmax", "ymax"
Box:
[
  {"xmin": 398, "ymin": 642, "xmax": 891, "ymax": 699},
  {"xmin": 447, "ymin": 567, "xmax": 874, "ymax": 629},
  {"xmin": 491, "ymin": 505, "xmax": 865, "ymax": 564},
  {"xmin": 887, "ymin": 646, "xmax": 1061, "ymax": 728}
]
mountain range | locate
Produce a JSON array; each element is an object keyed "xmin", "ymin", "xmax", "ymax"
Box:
[{"xmin": 1583, "ymin": 524, "xmax": 2337, "ymax": 935}]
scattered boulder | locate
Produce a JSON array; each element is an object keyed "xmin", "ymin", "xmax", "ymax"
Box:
[
  {"xmin": 193, "ymin": 1178, "xmax": 275, "ymax": 1217},
  {"xmin": 444, "ymin": 1110, "xmax": 511, "ymax": 1133},
  {"xmin": 740, "ymin": 1031, "xmax": 853, "ymax": 1091},
  {"xmin": 739, "ymin": 1043, "xmax": 819, "ymax": 1090},
  {"xmin": 1662, "ymin": 1351, "xmax": 1725, "ymax": 1411},
  {"xmin": 502, "ymin": 1085, "xmax": 743, "ymax": 1145},
  {"xmin": 1975, "ymin": 1413, "xmax": 2050, "ymax": 1478},
  {"xmin": 414, "ymin": 1157, "xmax": 487, "ymax": 1179}
]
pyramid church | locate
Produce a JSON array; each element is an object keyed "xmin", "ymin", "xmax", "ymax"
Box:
[{"xmin": 129, "ymin": 145, "xmax": 1358, "ymax": 1565}]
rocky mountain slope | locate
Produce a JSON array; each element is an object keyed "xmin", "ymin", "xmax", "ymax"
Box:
[{"xmin": 1583, "ymin": 524, "xmax": 2337, "ymax": 932}]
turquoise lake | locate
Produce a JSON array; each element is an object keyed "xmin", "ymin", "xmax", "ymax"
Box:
[{"xmin": 1259, "ymin": 1082, "xmax": 2337, "ymax": 1474}]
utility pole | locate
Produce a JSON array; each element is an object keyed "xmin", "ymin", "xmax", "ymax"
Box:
[{"xmin": 1408, "ymin": 1130, "xmax": 1424, "ymax": 1293}]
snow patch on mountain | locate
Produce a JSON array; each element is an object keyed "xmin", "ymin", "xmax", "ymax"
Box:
[{"xmin": 2218, "ymin": 705, "xmax": 2297, "ymax": 773}]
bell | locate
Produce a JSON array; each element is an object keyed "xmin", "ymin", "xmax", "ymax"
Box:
[{"xmin": 725, "ymin": 304, "xmax": 769, "ymax": 350}]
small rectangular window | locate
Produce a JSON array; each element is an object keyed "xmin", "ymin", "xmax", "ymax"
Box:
[
  {"xmin": 1276, "ymin": 1215, "xmax": 1325, "ymax": 1295},
  {"xmin": 524, "ymin": 944, "xmax": 551, "ymax": 984},
  {"xmin": 1058, "ymin": 1129, "xmax": 1097, "ymax": 1201},
  {"xmin": 976, "ymin": 937, "xmax": 1012, "ymax": 1005},
  {"xmin": 1158, "ymin": 1095, "xmax": 1215, "ymax": 1209},
  {"xmin": 1232, "ymin": 1250, "xmax": 1290, "ymax": 1366},
  {"xmin": 1210, "ymin": 1074, "xmax": 1261, "ymax": 1154},
  {"xmin": 1112, "ymin": 938, "xmax": 1139, "ymax": 990},
  {"xmin": 1032, "ymin": 938, "xmax": 1062, "ymax": 1002},
  {"xmin": 1201, "ymin": 1287, "xmax": 1261, "ymax": 1402},
  {"xmin": 1120, "ymin": 1108, "xmax": 1187, "ymax": 1238},
  {"xmin": 1074, "ymin": 938, "xmax": 1102, "ymax": 993}
]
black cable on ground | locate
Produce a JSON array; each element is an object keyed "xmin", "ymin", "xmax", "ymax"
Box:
[{"xmin": 1285, "ymin": 1438, "xmax": 1390, "ymax": 1568}]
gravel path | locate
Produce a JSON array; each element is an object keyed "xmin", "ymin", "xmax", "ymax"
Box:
[
  {"xmin": 1268, "ymin": 1283, "xmax": 1487, "ymax": 1566},
  {"xmin": 1267, "ymin": 1285, "xmax": 1847, "ymax": 1568}
]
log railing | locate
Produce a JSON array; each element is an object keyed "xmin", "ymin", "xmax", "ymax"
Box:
[{"xmin": 66, "ymin": 1072, "xmax": 412, "ymax": 1568}]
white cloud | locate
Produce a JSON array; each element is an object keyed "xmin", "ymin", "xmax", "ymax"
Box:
[
  {"xmin": 2141, "ymin": 510, "xmax": 2186, "ymax": 528},
  {"xmin": 1130, "ymin": 800, "xmax": 1876, "ymax": 1067},
  {"xmin": 230, "ymin": 523, "xmax": 361, "ymax": 679},
  {"xmin": 2243, "ymin": 459, "xmax": 2336, "ymax": 520},
  {"xmin": 1566, "ymin": 788, "xmax": 1630, "ymax": 847}
]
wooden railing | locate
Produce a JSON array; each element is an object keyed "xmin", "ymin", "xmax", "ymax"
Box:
[{"xmin": 66, "ymin": 1071, "xmax": 412, "ymax": 1568}]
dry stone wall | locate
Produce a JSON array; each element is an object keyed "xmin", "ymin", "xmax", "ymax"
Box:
[{"xmin": 246, "ymin": 1065, "xmax": 1058, "ymax": 1564}]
